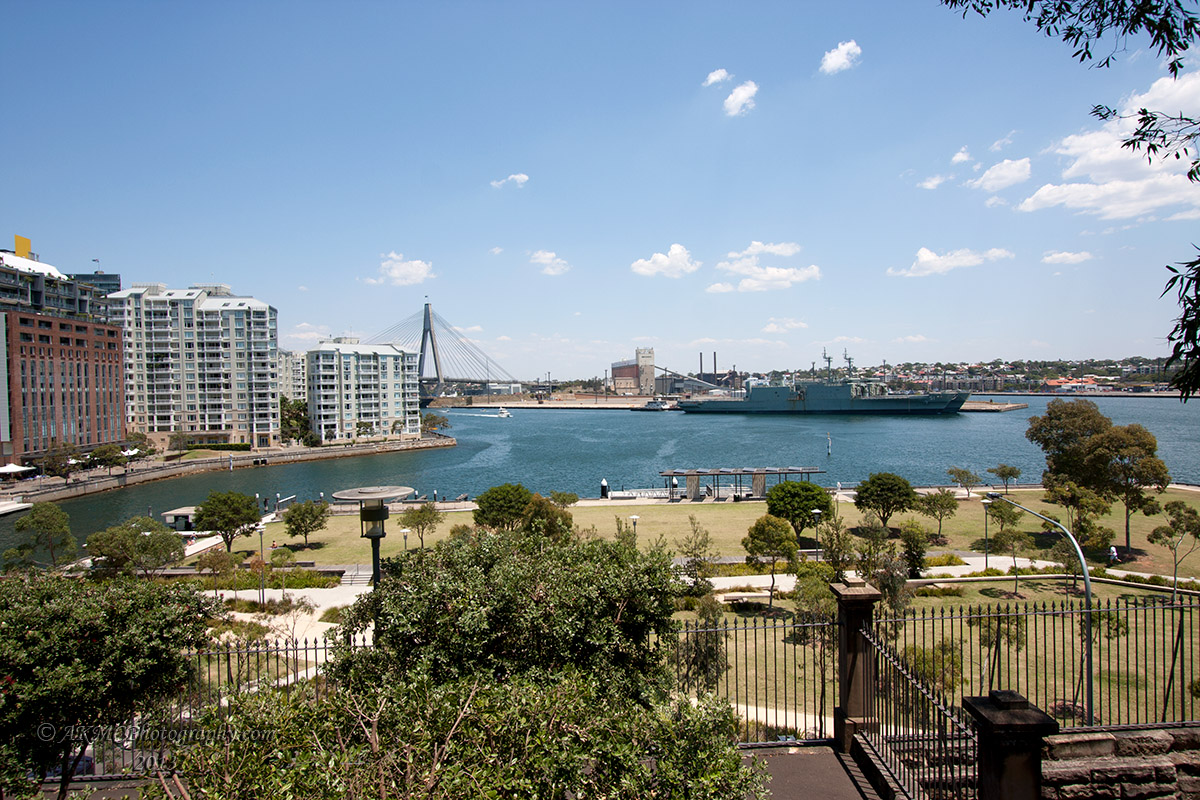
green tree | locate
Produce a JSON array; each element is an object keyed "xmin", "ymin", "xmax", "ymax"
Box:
[
  {"xmin": 519, "ymin": 493, "xmax": 572, "ymax": 540},
  {"xmin": 472, "ymin": 482, "xmax": 533, "ymax": 531},
  {"xmin": 6, "ymin": 502, "xmax": 74, "ymax": 569},
  {"xmin": 282, "ymin": 500, "xmax": 331, "ymax": 548},
  {"xmin": 399, "ymin": 501, "xmax": 446, "ymax": 549},
  {"xmin": 765, "ymin": 480, "xmax": 834, "ymax": 542},
  {"xmin": 903, "ymin": 638, "xmax": 963, "ymax": 692},
  {"xmin": 330, "ymin": 528, "xmax": 678, "ymax": 703},
  {"xmin": 854, "ymin": 472, "xmax": 918, "ymax": 528},
  {"xmin": 988, "ymin": 503, "xmax": 1030, "ymax": 596},
  {"xmin": 127, "ymin": 430, "xmax": 156, "ymax": 457},
  {"xmin": 86, "ymin": 515, "xmax": 184, "ymax": 578},
  {"xmin": 196, "ymin": 548, "xmax": 234, "ymax": 600},
  {"xmin": 1026, "ymin": 398, "xmax": 1113, "ymax": 486},
  {"xmin": 947, "ymin": 466, "xmax": 981, "ymax": 497},
  {"xmin": 40, "ymin": 441, "xmax": 78, "ymax": 480},
  {"xmin": 280, "ymin": 396, "xmax": 311, "ymax": 442},
  {"xmin": 549, "ymin": 491, "xmax": 579, "ymax": 509},
  {"xmin": 1084, "ymin": 423, "xmax": 1172, "ymax": 553},
  {"xmin": 742, "ymin": 514, "xmax": 797, "ymax": 608},
  {"xmin": 194, "ymin": 490, "xmax": 262, "ymax": 552},
  {"xmin": 916, "ymin": 489, "xmax": 958, "ymax": 541},
  {"xmin": 0, "ymin": 576, "xmax": 215, "ymax": 799},
  {"xmin": 675, "ymin": 515, "xmax": 718, "ymax": 596},
  {"xmin": 819, "ymin": 515, "xmax": 856, "ymax": 583},
  {"xmin": 987, "ymin": 463, "xmax": 1022, "ymax": 494},
  {"xmin": 941, "ymin": 0, "xmax": 1200, "ymax": 400},
  {"xmin": 354, "ymin": 420, "xmax": 374, "ymax": 438},
  {"xmin": 898, "ymin": 519, "xmax": 928, "ymax": 579},
  {"xmin": 168, "ymin": 429, "xmax": 189, "ymax": 454},
  {"xmin": 88, "ymin": 443, "xmax": 127, "ymax": 475},
  {"xmin": 1044, "ymin": 480, "xmax": 1115, "ymax": 552},
  {"xmin": 1148, "ymin": 500, "xmax": 1200, "ymax": 602},
  {"xmin": 421, "ymin": 412, "xmax": 451, "ymax": 434}
]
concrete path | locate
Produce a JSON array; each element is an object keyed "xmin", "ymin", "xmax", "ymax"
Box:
[{"xmin": 749, "ymin": 747, "xmax": 878, "ymax": 799}]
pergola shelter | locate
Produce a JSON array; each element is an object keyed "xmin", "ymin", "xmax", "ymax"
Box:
[{"xmin": 659, "ymin": 467, "xmax": 824, "ymax": 501}]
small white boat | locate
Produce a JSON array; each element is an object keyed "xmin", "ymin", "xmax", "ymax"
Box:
[{"xmin": 497, "ymin": 407, "xmax": 512, "ymax": 418}]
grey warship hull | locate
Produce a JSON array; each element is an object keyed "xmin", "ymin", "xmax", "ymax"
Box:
[{"xmin": 677, "ymin": 383, "xmax": 969, "ymax": 414}]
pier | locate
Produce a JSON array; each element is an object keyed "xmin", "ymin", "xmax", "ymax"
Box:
[{"xmin": 961, "ymin": 399, "xmax": 1028, "ymax": 412}]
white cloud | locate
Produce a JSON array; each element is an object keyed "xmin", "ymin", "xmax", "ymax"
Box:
[
  {"xmin": 968, "ymin": 158, "xmax": 1031, "ymax": 192},
  {"xmin": 706, "ymin": 283, "xmax": 734, "ymax": 293},
  {"xmin": 724, "ymin": 81, "xmax": 758, "ymax": 116},
  {"xmin": 489, "ymin": 246, "xmax": 503, "ymax": 255},
  {"xmin": 991, "ymin": 130, "xmax": 1017, "ymax": 151},
  {"xmin": 894, "ymin": 334, "xmax": 931, "ymax": 343},
  {"xmin": 887, "ymin": 246, "xmax": 1014, "ymax": 278},
  {"xmin": 630, "ymin": 243, "xmax": 701, "ymax": 278},
  {"xmin": 985, "ymin": 196, "xmax": 1008, "ymax": 208},
  {"xmin": 829, "ymin": 336, "xmax": 867, "ymax": 345},
  {"xmin": 820, "ymin": 40, "xmax": 862, "ymax": 74},
  {"xmin": 280, "ymin": 322, "xmax": 333, "ymax": 349},
  {"xmin": 530, "ymin": 250, "xmax": 570, "ymax": 276},
  {"xmin": 497, "ymin": 335, "xmax": 511, "ymax": 342},
  {"xmin": 951, "ymin": 146, "xmax": 972, "ymax": 164},
  {"xmin": 762, "ymin": 317, "xmax": 808, "ymax": 333},
  {"xmin": 1041, "ymin": 250, "xmax": 1094, "ymax": 264},
  {"xmin": 297, "ymin": 285, "xmax": 309, "ymax": 292},
  {"xmin": 490, "ymin": 173, "xmax": 529, "ymax": 189},
  {"xmin": 703, "ymin": 68, "xmax": 730, "ymax": 86},
  {"xmin": 716, "ymin": 241, "xmax": 820, "ymax": 291},
  {"xmin": 919, "ymin": 174, "xmax": 950, "ymax": 190},
  {"xmin": 1018, "ymin": 72, "xmax": 1200, "ymax": 219},
  {"xmin": 364, "ymin": 252, "xmax": 436, "ymax": 286}
]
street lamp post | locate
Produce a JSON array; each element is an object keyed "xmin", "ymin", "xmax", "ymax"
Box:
[
  {"xmin": 401, "ymin": 528, "xmax": 410, "ymax": 551},
  {"xmin": 333, "ymin": 486, "xmax": 414, "ymax": 588},
  {"xmin": 987, "ymin": 491, "xmax": 1094, "ymax": 725},
  {"xmin": 981, "ymin": 499, "xmax": 992, "ymax": 571},
  {"xmin": 811, "ymin": 509, "xmax": 822, "ymax": 561},
  {"xmin": 629, "ymin": 515, "xmax": 639, "ymax": 537}
]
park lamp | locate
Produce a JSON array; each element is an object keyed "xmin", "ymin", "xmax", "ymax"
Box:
[
  {"xmin": 985, "ymin": 491, "xmax": 1094, "ymax": 725},
  {"xmin": 629, "ymin": 515, "xmax": 639, "ymax": 535},
  {"xmin": 981, "ymin": 498, "xmax": 992, "ymax": 571},
  {"xmin": 332, "ymin": 486, "xmax": 413, "ymax": 588},
  {"xmin": 811, "ymin": 509, "xmax": 822, "ymax": 561}
]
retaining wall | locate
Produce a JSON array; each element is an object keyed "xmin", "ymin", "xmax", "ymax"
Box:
[{"xmin": 1042, "ymin": 727, "xmax": 1200, "ymax": 799}]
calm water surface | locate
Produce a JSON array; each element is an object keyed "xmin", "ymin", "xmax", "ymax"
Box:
[{"xmin": 2, "ymin": 395, "xmax": 1197, "ymax": 549}]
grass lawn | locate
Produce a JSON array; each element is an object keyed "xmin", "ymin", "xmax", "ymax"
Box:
[{"xmin": 240, "ymin": 488, "xmax": 1200, "ymax": 581}]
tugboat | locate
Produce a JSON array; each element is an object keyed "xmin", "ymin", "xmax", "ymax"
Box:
[
  {"xmin": 678, "ymin": 351, "xmax": 969, "ymax": 415},
  {"xmin": 631, "ymin": 398, "xmax": 673, "ymax": 411}
]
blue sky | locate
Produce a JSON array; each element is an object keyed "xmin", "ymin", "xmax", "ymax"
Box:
[{"xmin": 4, "ymin": 1, "xmax": 1199, "ymax": 381}]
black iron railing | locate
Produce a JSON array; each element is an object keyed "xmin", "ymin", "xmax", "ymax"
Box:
[
  {"xmin": 876, "ymin": 596, "xmax": 1200, "ymax": 728},
  {"xmin": 670, "ymin": 616, "xmax": 838, "ymax": 744}
]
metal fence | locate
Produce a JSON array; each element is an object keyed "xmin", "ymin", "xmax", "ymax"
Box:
[
  {"xmin": 860, "ymin": 625, "xmax": 978, "ymax": 800},
  {"xmin": 669, "ymin": 616, "xmax": 838, "ymax": 744},
  {"xmin": 875, "ymin": 596, "xmax": 1200, "ymax": 729}
]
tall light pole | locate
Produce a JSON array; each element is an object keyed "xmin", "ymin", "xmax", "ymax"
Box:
[
  {"xmin": 981, "ymin": 498, "xmax": 992, "ymax": 571},
  {"xmin": 811, "ymin": 509, "xmax": 822, "ymax": 561},
  {"xmin": 629, "ymin": 515, "xmax": 639, "ymax": 537},
  {"xmin": 987, "ymin": 491, "xmax": 1094, "ymax": 725}
]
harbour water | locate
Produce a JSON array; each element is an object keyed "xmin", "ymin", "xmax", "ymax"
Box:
[{"xmin": 1, "ymin": 395, "xmax": 1197, "ymax": 549}]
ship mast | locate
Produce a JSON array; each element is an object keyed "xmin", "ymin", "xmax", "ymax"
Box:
[
  {"xmin": 823, "ymin": 348, "xmax": 833, "ymax": 382},
  {"xmin": 843, "ymin": 350, "xmax": 854, "ymax": 378}
]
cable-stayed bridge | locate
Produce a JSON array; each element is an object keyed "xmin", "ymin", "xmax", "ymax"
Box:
[{"xmin": 366, "ymin": 303, "xmax": 519, "ymax": 398}]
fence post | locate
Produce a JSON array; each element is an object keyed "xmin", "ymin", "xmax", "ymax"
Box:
[
  {"xmin": 963, "ymin": 690, "xmax": 1059, "ymax": 800},
  {"xmin": 832, "ymin": 577, "xmax": 882, "ymax": 753}
]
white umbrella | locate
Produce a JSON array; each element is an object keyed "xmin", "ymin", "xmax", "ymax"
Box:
[
  {"xmin": 121, "ymin": 448, "xmax": 140, "ymax": 457},
  {"xmin": 0, "ymin": 463, "xmax": 33, "ymax": 475}
]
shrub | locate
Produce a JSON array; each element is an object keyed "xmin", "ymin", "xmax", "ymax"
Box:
[
  {"xmin": 925, "ymin": 553, "xmax": 968, "ymax": 567},
  {"xmin": 187, "ymin": 443, "xmax": 252, "ymax": 451},
  {"xmin": 914, "ymin": 585, "xmax": 965, "ymax": 597}
]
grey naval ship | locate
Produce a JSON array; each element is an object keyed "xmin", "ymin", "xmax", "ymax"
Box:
[{"xmin": 677, "ymin": 352, "xmax": 969, "ymax": 415}]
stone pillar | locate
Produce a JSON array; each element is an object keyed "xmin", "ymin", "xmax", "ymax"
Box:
[
  {"xmin": 831, "ymin": 578, "xmax": 882, "ymax": 753},
  {"xmin": 751, "ymin": 472, "xmax": 766, "ymax": 498},
  {"xmin": 686, "ymin": 475, "xmax": 701, "ymax": 500},
  {"xmin": 963, "ymin": 690, "xmax": 1060, "ymax": 800}
]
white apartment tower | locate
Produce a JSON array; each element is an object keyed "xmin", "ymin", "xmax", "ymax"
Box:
[
  {"xmin": 277, "ymin": 349, "xmax": 307, "ymax": 402},
  {"xmin": 305, "ymin": 338, "xmax": 420, "ymax": 442},
  {"xmin": 109, "ymin": 283, "xmax": 280, "ymax": 449}
]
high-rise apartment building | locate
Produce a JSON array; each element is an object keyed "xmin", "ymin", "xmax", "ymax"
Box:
[
  {"xmin": 0, "ymin": 239, "xmax": 124, "ymax": 464},
  {"xmin": 277, "ymin": 349, "xmax": 307, "ymax": 402},
  {"xmin": 305, "ymin": 338, "xmax": 420, "ymax": 442},
  {"xmin": 108, "ymin": 283, "xmax": 280, "ymax": 449}
]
